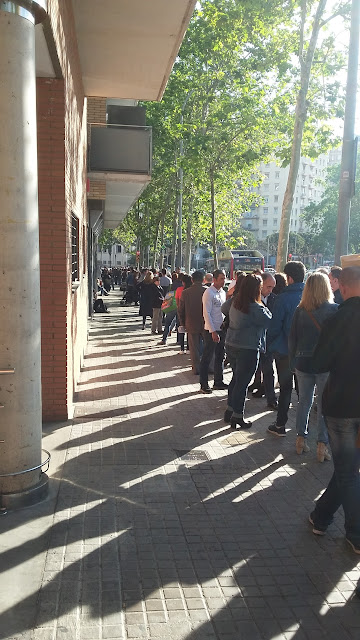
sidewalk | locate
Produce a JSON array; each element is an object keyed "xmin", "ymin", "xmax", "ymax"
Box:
[{"xmin": 1, "ymin": 289, "xmax": 359, "ymax": 640}]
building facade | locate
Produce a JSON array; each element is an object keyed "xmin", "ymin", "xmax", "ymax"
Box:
[
  {"xmin": 0, "ymin": 0, "xmax": 196, "ymax": 508},
  {"xmin": 243, "ymin": 149, "xmax": 342, "ymax": 241}
]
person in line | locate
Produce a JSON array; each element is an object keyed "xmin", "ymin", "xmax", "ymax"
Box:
[
  {"xmin": 204, "ymin": 273, "xmax": 213, "ymax": 287},
  {"xmin": 178, "ymin": 271, "xmax": 207, "ymax": 374},
  {"xmin": 267, "ymin": 261, "xmax": 305, "ymax": 437},
  {"xmin": 251, "ymin": 272, "xmax": 277, "ymax": 410},
  {"xmin": 309, "ymin": 266, "xmax": 360, "ymax": 554},
  {"xmin": 328, "ymin": 265, "xmax": 343, "ymax": 304},
  {"xmin": 222, "ymin": 274, "xmax": 272, "ymax": 430},
  {"xmin": 199, "ymin": 270, "xmax": 227, "ymax": 393},
  {"xmin": 151, "ymin": 276, "xmax": 164, "ymax": 334},
  {"xmin": 159, "ymin": 268, "xmax": 172, "ymax": 296},
  {"xmin": 288, "ymin": 272, "xmax": 338, "ymax": 461},
  {"xmin": 273, "ymin": 272, "xmax": 287, "ymax": 295},
  {"xmin": 138, "ymin": 271, "xmax": 154, "ymax": 329}
]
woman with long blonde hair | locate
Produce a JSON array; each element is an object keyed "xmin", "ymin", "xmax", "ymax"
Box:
[{"xmin": 289, "ymin": 272, "xmax": 338, "ymax": 461}]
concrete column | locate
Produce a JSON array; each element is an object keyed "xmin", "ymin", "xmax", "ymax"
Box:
[{"xmin": 0, "ymin": 1, "xmax": 48, "ymax": 509}]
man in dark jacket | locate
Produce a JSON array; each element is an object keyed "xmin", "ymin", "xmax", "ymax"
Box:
[
  {"xmin": 178, "ymin": 271, "xmax": 207, "ymax": 374},
  {"xmin": 267, "ymin": 261, "xmax": 305, "ymax": 436},
  {"xmin": 308, "ymin": 266, "xmax": 360, "ymax": 553}
]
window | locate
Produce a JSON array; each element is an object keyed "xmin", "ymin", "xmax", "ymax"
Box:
[
  {"xmin": 274, "ymin": 184, "xmax": 279, "ymax": 190},
  {"xmin": 263, "ymin": 184, "xmax": 269, "ymax": 191},
  {"xmin": 71, "ymin": 213, "xmax": 79, "ymax": 283},
  {"xmin": 117, "ymin": 245, "xmax": 122, "ymax": 253},
  {"xmin": 274, "ymin": 207, "xmax": 278, "ymax": 213},
  {"xmin": 273, "ymin": 218, "xmax": 278, "ymax": 225},
  {"xmin": 263, "ymin": 219, "xmax": 267, "ymax": 226},
  {"xmin": 262, "ymin": 230, "xmax": 267, "ymax": 237},
  {"xmin": 274, "ymin": 195, "xmax": 278, "ymax": 203},
  {"xmin": 263, "ymin": 207, "xmax": 268, "ymax": 215},
  {"xmin": 264, "ymin": 172, "xmax": 270, "ymax": 179},
  {"xmin": 263, "ymin": 196, "xmax": 269, "ymax": 203}
]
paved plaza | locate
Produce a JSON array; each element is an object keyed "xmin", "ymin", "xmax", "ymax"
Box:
[{"xmin": 1, "ymin": 290, "xmax": 359, "ymax": 640}]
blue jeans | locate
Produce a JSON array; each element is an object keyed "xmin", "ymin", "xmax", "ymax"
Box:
[
  {"xmin": 295, "ymin": 370, "xmax": 329, "ymax": 444},
  {"xmin": 227, "ymin": 348, "xmax": 259, "ymax": 419},
  {"xmin": 199, "ymin": 330, "xmax": 225, "ymax": 388},
  {"xmin": 312, "ymin": 417, "xmax": 360, "ymax": 545},
  {"xmin": 161, "ymin": 310, "xmax": 177, "ymax": 342}
]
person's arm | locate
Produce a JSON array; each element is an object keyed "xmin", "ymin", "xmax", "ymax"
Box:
[
  {"xmin": 267, "ymin": 295, "xmax": 286, "ymax": 349},
  {"xmin": 288, "ymin": 307, "xmax": 299, "ymax": 371},
  {"xmin": 221, "ymin": 298, "xmax": 232, "ymax": 316},
  {"xmin": 312, "ymin": 315, "xmax": 341, "ymax": 372},
  {"xmin": 251, "ymin": 303, "xmax": 272, "ymax": 327},
  {"xmin": 203, "ymin": 289, "xmax": 219, "ymax": 341},
  {"xmin": 178, "ymin": 293, "xmax": 186, "ymax": 327}
]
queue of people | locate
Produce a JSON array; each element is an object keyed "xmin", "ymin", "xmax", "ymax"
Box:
[{"xmin": 123, "ymin": 260, "xmax": 360, "ymax": 556}]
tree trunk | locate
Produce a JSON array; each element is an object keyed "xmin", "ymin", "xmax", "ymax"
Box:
[
  {"xmin": 276, "ymin": 0, "xmax": 328, "ymax": 271},
  {"xmin": 171, "ymin": 197, "xmax": 178, "ymax": 268},
  {"xmin": 152, "ymin": 215, "xmax": 161, "ymax": 268},
  {"xmin": 184, "ymin": 216, "xmax": 192, "ymax": 273},
  {"xmin": 210, "ymin": 170, "xmax": 218, "ymax": 269}
]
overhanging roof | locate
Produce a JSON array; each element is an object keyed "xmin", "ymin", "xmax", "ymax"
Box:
[{"xmin": 71, "ymin": 0, "xmax": 196, "ymax": 100}]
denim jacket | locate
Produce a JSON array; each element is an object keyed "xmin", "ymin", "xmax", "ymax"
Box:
[
  {"xmin": 288, "ymin": 302, "xmax": 338, "ymax": 373},
  {"xmin": 224, "ymin": 302, "xmax": 272, "ymax": 352},
  {"xmin": 267, "ymin": 282, "xmax": 304, "ymax": 356}
]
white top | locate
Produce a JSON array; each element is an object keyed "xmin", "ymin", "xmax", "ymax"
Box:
[{"xmin": 202, "ymin": 284, "xmax": 226, "ymax": 332}]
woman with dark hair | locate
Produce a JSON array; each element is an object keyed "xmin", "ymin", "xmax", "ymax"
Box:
[
  {"xmin": 273, "ymin": 272, "xmax": 287, "ymax": 295},
  {"xmin": 222, "ymin": 274, "xmax": 272, "ymax": 429}
]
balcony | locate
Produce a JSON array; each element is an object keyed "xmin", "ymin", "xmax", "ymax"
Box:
[
  {"xmin": 88, "ymin": 124, "xmax": 152, "ymax": 228},
  {"xmin": 88, "ymin": 124, "xmax": 152, "ymax": 181}
]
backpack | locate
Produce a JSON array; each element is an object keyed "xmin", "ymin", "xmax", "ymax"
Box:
[{"xmin": 93, "ymin": 298, "xmax": 108, "ymax": 313}]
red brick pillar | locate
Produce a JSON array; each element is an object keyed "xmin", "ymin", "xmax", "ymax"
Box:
[{"xmin": 37, "ymin": 78, "xmax": 68, "ymax": 421}]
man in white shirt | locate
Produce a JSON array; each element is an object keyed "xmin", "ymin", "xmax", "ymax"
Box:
[{"xmin": 199, "ymin": 270, "xmax": 227, "ymax": 393}]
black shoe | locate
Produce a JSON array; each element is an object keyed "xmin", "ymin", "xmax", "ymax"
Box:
[
  {"xmin": 266, "ymin": 401, "xmax": 278, "ymax": 411},
  {"xmin": 231, "ymin": 417, "xmax": 252, "ymax": 430},
  {"xmin": 252, "ymin": 389, "xmax": 265, "ymax": 398},
  {"xmin": 213, "ymin": 382, "xmax": 228, "ymax": 391},
  {"xmin": 267, "ymin": 423, "xmax": 286, "ymax": 437},
  {"xmin": 224, "ymin": 409, "xmax": 233, "ymax": 423},
  {"xmin": 199, "ymin": 386, "xmax": 212, "ymax": 394}
]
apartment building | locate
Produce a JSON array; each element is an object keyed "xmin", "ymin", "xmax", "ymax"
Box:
[
  {"xmin": 243, "ymin": 149, "xmax": 342, "ymax": 240},
  {"xmin": 97, "ymin": 245, "xmax": 128, "ymax": 269}
]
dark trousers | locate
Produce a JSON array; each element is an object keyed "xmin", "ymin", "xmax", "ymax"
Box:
[
  {"xmin": 274, "ymin": 354, "xmax": 293, "ymax": 426},
  {"xmin": 199, "ymin": 330, "xmax": 225, "ymax": 388},
  {"xmin": 187, "ymin": 332, "xmax": 204, "ymax": 373},
  {"xmin": 261, "ymin": 352, "xmax": 276, "ymax": 404},
  {"xmin": 227, "ymin": 348, "xmax": 259, "ymax": 418},
  {"xmin": 313, "ymin": 417, "xmax": 360, "ymax": 545}
]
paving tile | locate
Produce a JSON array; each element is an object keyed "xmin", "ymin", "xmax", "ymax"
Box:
[{"xmin": 2, "ymin": 298, "xmax": 360, "ymax": 640}]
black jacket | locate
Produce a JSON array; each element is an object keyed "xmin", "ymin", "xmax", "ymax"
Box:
[{"xmin": 312, "ymin": 296, "xmax": 360, "ymax": 418}]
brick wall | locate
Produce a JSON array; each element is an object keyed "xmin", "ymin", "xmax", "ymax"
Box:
[
  {"xmin": 37, "ymin": 78, "xmax": 68, "ymax": 420},
  {"xmin": 38, "ymin": 0, "xmax": 88, "ymax": 421}
]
